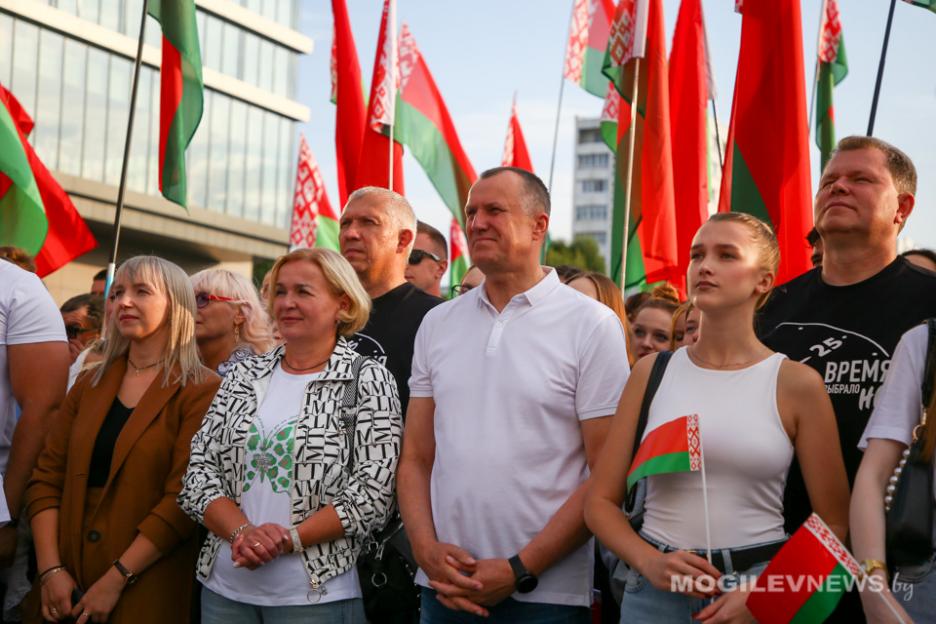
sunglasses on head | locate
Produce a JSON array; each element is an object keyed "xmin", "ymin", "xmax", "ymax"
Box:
[
  {"xmin": 409, "ymin": 249, "xmax": 442, "ymax": 265},
  {"xmin": 195, "ymin": 292, "xmax": 236, "ymax": 309}
]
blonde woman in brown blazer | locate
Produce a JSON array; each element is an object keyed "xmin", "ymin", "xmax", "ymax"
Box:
[{"xmin": 26, "ymin": 256, "xmax": 220, "ymax": 624}]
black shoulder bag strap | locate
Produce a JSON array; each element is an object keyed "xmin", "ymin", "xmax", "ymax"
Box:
[
  {"xmin": 922, "ymin": 318, "xmax": 936, "ymax": 407},
  {"xmin": 626, "ymin": 350, "xmax": 673, "ymax": 513},
  {"xmin": 341, "ymin": 355, "xmax": 366, "ymax": 473},
  {"xmin": 885, "ymin": 319, "xmax": 936, "ymax": 568},
  {"xmin": 631, "ymin": 350, "xmax": 674, "ymax": 459}
]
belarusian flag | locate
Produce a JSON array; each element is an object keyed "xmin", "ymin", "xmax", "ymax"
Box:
[
  {"xmin": 603, "ymin": 0, "xmax": 680, "ymax": 291},
  {"xmin": 816, "ymin": 0, "xmax": 848, "ymax": 172},
  {"xmin": 449, "ymin": 217, "xmax": 469, "ymax": 294},
  {"xmin": 288, "ymin": 136, "xmax": 338, "ymax": 252},
  {"xmin": 356, "ymin": 0, "xmax": 404, "ymax": 193},
  {"xmin": 718, "ymin": 0, "xmax": 812, "ymax": 285},
  {"xmin": 392, "ymin": 24, "xmax": 476, "ymax": 232},
  {"xmin": 563, "ymin": 0, "xmax": 616, "ymax": 97},
  {"xmin": 501, "ymin": 98, "xmax": 533, "ymax": 172},
  {"xmin": 903, "ymin": 0, "xmax": 936, "ymax": 12},
  {"xmin": 669, "ymin": 0, "xmax": 714, "ymax": 296},
  {"xmin": 330, "ymin": 0, "xmax": 366, "ymax": 206},
  {"xmin": 147, "ymin": 0, "xmax": 203, "ymax": 208},
  {"xmin": 0, "ymin": 85, "xmax": 96, "ymax": 276},
  {"xmin": 599, "ymin": 82, "xmax": 620, "ymax": 151},
  {"xmin": 747, "ymin": 513, "xmax": 861, "ymax": 624},
  {"xmin": 627, "ymin": 414, "xmax": 701, "ymax": 492}
]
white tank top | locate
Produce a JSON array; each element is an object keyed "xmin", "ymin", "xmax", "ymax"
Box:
[{"xmin": 640, "ymin": 348, "xmax": 793, "ymax": 549}]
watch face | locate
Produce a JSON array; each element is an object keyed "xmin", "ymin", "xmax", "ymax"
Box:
[{"xmin": 517, "ymin": 574, "xmax": 538, "ymax": 594}]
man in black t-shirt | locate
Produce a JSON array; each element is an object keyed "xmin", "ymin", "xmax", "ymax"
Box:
[
  {"xmin": 339, "ymin": 187, "xmax": 443, "ymax": 415},
  {"xmin": 759, "ymin": 136, "xmax": 936, "ymax": 621}
]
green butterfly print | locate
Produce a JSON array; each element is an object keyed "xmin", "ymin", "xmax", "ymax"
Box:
[{"xmin": 244, "ymin": 417, "xmax": 296, "ymax": 493}]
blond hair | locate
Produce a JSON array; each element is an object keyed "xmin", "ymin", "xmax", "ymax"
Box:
[
  {"xmin": 190, "ymin": 268, "xmax": 274, "ymax": 355},
  {"xmin": 707, "ymin": 213, "xmax": 780, "ymax": 309},
  {"xmin": 267, "ymin": 248, "xmax": 371, "ymax": 337},
  {"xmin": 93, "ymin": 256, "xmax": 207, "ymax": 387}
]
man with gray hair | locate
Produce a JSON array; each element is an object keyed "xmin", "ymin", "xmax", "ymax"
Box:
[
  {"xmin": 399, "ymin": 167, "xmax": 629, "ymax": 622},
  {"xmin": 339, "ymin": 186, "xmax": 443, "ymax": 415}
]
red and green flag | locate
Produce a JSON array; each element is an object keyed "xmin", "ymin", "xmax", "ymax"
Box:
[
  {"xmin": 501, "ymin": 98, "xmax": 534, "ymax": 173},
  {"xmin": 564, "ymin": 0, "xmax": 616, "ymax": 97},
  {"xmin": 449, "ymin": 217, "xmax": 469, "ymax": 295},
  {"xmin": 288, "ymin": 135, "xmax": 338, "ymax": 252},
  {"xmin": 903, "ymin": 0, "xmax": 936, "ymax": 12},
  {"xmin": 0, "ymin": 85, "xmax": 96, "ymax": 276},
  {"xmin": 603, "ymin": 0, "xmax": 680, "ymax": 292},
  {"xmin": 747, "ymin": 514, "xmax": 862, "ymax": 624},
  {"xmin": 669, "ymin": 0, "xmax": 714, "ymax": 296},
  {"xmin": 718, "ymin": 0, "xmax": 812, "ymax": 285},
  {"xmin": 147, "ymin": 0, "xmax": 203, "ymax": 208},
  {"xmin": 816, "ymin": 0, "xmax": 848, "ymax": 173},
  {"xmin": 356, "ymin": 0, "xmax": 404, "ymax": 193},
  {"xmin": 627, "ymin": 414, "xmax": 702, "ymax": 492},
  {"xmin": 392, "ymin": 25, "xmax": 476, "ymax": 235},
  {"xmin": 330, "ymin": 0, "xmax": 367, "ymax": 206}
]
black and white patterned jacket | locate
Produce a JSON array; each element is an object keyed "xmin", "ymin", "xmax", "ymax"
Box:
[{"xmin": 178, "ymin": 337, "xmax": 402, "ymax": 592}]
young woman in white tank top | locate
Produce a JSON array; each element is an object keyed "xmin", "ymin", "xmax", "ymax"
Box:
[{"xmin": 585, "ymin": 214, "xmax": 850, "ymax": 623}]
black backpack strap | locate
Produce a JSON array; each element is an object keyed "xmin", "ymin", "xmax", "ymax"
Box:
[
  {"xmin": 922, "ymin": 319, "xmax": 936, "ymax": 408},
  {"xmin": 341, "ymin": 355, "xmax": 366, "ymax": 472},
  {"xmin": 630, "ymin": 350, "xmax": 673, "ymax": 460}
]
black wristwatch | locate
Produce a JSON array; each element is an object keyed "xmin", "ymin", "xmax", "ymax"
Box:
[{"xmin": 508, "ymin": 554, "xmax": 538, "ymax": 594}]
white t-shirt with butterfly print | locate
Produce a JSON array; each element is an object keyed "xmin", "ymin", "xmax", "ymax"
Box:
[{"xmin": 203, "ymin": 364, "xmax": 362, "ymax": 606}]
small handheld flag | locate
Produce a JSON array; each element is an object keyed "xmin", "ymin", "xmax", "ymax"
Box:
[
  {"xmin": 627, "ymin": 414, "xmax": 702, "ymax": 492},
  {"xmin": 746, "ymin": 514, "xmax": 861, "ymax": 624}
]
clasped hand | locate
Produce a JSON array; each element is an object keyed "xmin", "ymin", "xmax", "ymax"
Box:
[
  {"xmin": 231, "ymin": 523, "xmax": 292, "ymax": 569},
  {"xmin": 419, "ymin": 541, "xmax": 517, "ymax": 618}
]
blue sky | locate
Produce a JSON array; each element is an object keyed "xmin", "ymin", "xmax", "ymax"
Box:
[{"xmin": 295, "ymin": 1, "xmax": 936, "ymax": 253}]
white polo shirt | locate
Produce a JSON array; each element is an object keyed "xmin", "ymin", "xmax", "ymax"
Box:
[{"xmin": 409, "ymin": 268, "xmax": 630, "ymax": 607}]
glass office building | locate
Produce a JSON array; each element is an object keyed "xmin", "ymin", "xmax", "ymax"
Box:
[{"xmin": 0, "ymin": 0, "xmax": 312, "ymax": 301}]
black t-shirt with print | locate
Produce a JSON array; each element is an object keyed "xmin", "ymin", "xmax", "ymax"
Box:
[
  {"xmin": 758, "ymin": 256, "xmax": 936, "ymax": 533},
  {"xmin": 349, "ymin": 282, "xmax": 443, "ymax": 416}
]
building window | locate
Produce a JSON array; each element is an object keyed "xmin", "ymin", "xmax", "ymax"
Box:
[
  {"xmin": 579, "ymin": 231, "xmax": 608, "ymax": 247},
  {"xmin": 575, "ymin": 204, "xmax": 608, "ymax": 221},
  {"xmin": 578, "ymin": 128, "xmax": 602, "ymax": 144},
  {"xmin": 577, "ymin": 153, "xmax": 609, "ymax": 169},
  {"xmin": 4, "ymin": 16, "xmax": 296, "ymax": 227},
  {"xmin": 581, "ymin": 179, "xmax": 607, "ymax": 193}
]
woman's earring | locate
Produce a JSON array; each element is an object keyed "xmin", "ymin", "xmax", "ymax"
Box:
[{"xmin": 234, "ymin": 324, "xmax": 241, "ymax": 344}]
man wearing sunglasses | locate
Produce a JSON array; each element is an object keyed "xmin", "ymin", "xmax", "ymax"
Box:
[
  {"xmin": 405, "ymin": 221, "xmax": 449, "ymax": 298},
  {"xmin": 60, "ymin": 294, "xmax": 104, "ymax": 364}
]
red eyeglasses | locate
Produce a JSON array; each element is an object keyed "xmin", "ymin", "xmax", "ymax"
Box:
[{"xmin": 195, "ymin": 292, "xmax": 236, "ymax": 309}]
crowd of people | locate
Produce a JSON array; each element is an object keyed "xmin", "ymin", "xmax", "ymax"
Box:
[{"xmin": 0, "ymin": 135, "xmax": 933, "ymax": 624}]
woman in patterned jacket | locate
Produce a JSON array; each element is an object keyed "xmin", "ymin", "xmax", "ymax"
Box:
[{"xmin": 179, "ymin": 248, "xmax": 402, "ymax": 623}]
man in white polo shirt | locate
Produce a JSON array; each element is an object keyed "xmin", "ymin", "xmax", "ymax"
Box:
[{"xmin": 398, "ymin": 167, "xmax": 630, "ymax": 623}]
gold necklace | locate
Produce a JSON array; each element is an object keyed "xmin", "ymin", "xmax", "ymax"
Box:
[
  {"xmin": 687, "ymin": 347, "xmax": 763, "ymax": 370},
  {"xmin": 282, "ymin": 355, "xmax": 331, "ymax": 373},
  {"xmin": 127, "ymin": 357, "xmax": 161, "ymax": 374}
]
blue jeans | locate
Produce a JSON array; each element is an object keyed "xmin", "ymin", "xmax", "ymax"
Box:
[
  {"xmin": 892, "ymin": 554, "xmax": 936, "ymax": 623},
  {"xmin": 420, "ymin": 588, "xmax": 589, "ymax": 624},
  {"xmin": 617, "ymin": 535, "xmax": 778, "ymax": 624},
  {"xmin": 201, "ymin": 587, "xmax": 365, "ymax": 624}
]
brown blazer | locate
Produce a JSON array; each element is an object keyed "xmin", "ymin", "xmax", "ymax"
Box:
[{"xmin": 25, "ymin": 357, "xmax": 220, "ymax": 624}]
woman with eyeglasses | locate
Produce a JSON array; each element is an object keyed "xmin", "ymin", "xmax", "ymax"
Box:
[
  {"xmin": 25, "ymin": 256, "xmax": 221, "ymax": 624},
  {"xmin": 190, "ymin": 269, "xmax": 274, "ymax": 377}
]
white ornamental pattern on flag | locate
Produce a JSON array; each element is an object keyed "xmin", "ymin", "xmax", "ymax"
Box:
[
  {"xmin": 819, "ymin": 0, "xmax": 843, "ymax": 63},
  {"xmin": 563, "ymin": 0, "xmax": 593, "ymax": 82},
  {"xmin": 288, "ymin": 136, "xmax": 325, "ymax": 251}
]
